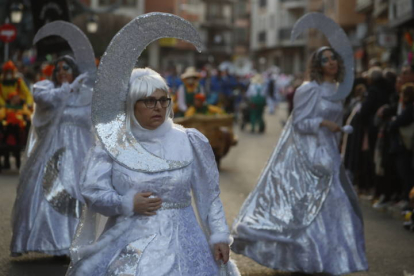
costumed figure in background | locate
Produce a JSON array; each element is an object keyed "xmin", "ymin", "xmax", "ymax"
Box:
[
  {"xmin": 38, "ymin": 62, "xmax": 55, "ymax": 81},
  {"xmin": 265, "ymin": 67, "xmax": 280, "ymax": 115},
  {"xmin": 246, "ymin": 74, "xmax": 266, "ymax": 133},
  {"xmin": 231, "ymin": 13, "xmax": 368, "ymax": 275},
  {"xmin": 10, "ymin": 21, "xmax": 96, "ymax": 257},
  {"xmin": 67, "ymin": 13, "xmax": 239, "ymax": 276},
  {"xmin": 0, "ymin": 60, "xmax": 33, "ymax": 107},
  {"xmin": 184, "ymin": 93, "xmax": 224, "ymax": 117},
  {"xmin": 0, "ymin": 92, "xmax": 31, "ymax": 170},
  {"xmin": 177, "ymin": 66, "xmax": 204, "ymax": 116}
]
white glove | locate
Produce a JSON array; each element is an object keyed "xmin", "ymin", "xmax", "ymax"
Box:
[
  {"xmin": 341, "ymin": 125, "xmax": 353, "ymax": 134},
  {"xmin": 70, "ymin": 72, "xmax": 88, "ymax": 92}
]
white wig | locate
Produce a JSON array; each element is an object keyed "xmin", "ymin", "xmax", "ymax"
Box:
[{"xmin": 126, "ymin": 68, "xmax": 172, "ymax": 131}]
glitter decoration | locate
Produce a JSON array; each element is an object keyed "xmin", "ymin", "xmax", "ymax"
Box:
[
  {"xmin": 92, "ymin": 13, "xmax": 202, "ymax": 172},
  {"xmin": 158, "ymin": 201, "xmax": 191, "ymax": 211},
  {"xmin": 33, "ymin": 21, "xmax": 96, "ymax": 74},
  {"xmin": 43, "ymin": 147, "xmax": 83, "ymax": 218},
  {"xmin": 106, "ymin": 234, "xmax": 156, "ymax": 275},
  {"xmin": 291, "ymin": 12, "xmax": 354, "ymax": 101}
]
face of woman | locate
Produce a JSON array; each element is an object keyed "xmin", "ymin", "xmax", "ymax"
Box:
[
  {"xmin": 134, "ymin": 89, "xmax": 169, "ymax": 130},
  {"xmin": 56, "ymin": 61, "xmax": 74, "ymax": 85},
  {"xmin": 320, "ymin": 50, "xmax": 338, "ymax": 78}
]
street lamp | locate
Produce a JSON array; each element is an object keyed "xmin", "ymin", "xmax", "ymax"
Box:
[
  {"xmin": 10, "ymin": 3, "xmax": 23, "ymax": 24},
  {"xmin": 86, "ymin": 14, "xmax": 98, "ymax": 34}
]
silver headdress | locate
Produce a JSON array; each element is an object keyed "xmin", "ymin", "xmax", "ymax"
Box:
[
  {"xmin": 34, "ymin": 20, "xmax": 96, "ymax": 74},
  {"xmin": 92, "ymin": 12, "xmax": 202, "ymax": 172},
  {"xmin": 291, "ymin": 12, "xmax": 354, "ymax": 101}
]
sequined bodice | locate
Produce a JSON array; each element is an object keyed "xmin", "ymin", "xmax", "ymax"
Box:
[{"xmin": 112, "ymin": 160, "xmax": 192, "ymax": 204}]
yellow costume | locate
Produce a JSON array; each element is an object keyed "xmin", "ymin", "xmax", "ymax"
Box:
[{"xmin": 0, "ymin": 61, "xmax": 33, "ymax": 107}]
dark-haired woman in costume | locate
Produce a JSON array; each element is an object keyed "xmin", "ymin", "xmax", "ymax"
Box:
[
  {"xmin": 10, "ymin": 55, "xmax": 94, "ymax": 256},
  {"xmin": 231, "ymin": 47, "xmax": 368, "ymax": 275}
]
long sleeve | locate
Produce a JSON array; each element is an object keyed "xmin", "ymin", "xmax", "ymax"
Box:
[
  {"xmin": 81, "ymin": 145, "xmax": 135, "ymax": 217},
  {"xmin": 32, "ymin": 80, "xmax": 70, "ymax": 108},
  {"xmin": 292, "ymin": 82, "xmax": 323, "ymax": 134},
  {"xmin": 187, "ymin": 129, "xmax": 232, "ymax": 245}
]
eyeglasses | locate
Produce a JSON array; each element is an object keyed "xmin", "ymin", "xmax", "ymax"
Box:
[
  {"xmin": 56, "ymin": 63, "xmax": 72, "ymax": 72},
  {"xmin": 321, "ymin": 55, "xmax": 337, "ymax": 65},
  {"xmin": 137, "ymin": 97, "xmax": 171, "ymax": 109}
]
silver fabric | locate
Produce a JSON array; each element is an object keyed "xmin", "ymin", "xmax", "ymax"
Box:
[
  {"xmin": 34, "ymin": 21, "xmax": 96, "ymax": 74},
  {"xmin": 159, "ymin": 201, "xmax": 191, "ymax": 211},
  {"xmin": 10, "ymin": 79, "xmax": 95, "ymax": 256},
  {"xmin": 92, "ymin": 13, "xmax": 202, "ymax": 173},
  {"xmin": 43, "ymin": 147, "xmax": 82, "ymax": 218},
  {"xmin": 291, "ymin": 12, "xmax": 354, "ymax": 101},
  {"xmin": 231, "ymin": 81, "xmax": 368, "ymax": 275},
  {"xmin": 106, "ymin": 234, "xmax": 156, "ymax": 276},
  {"xmin": 67, "ymin": 127, "xmax": 237, "ymax": 276}
]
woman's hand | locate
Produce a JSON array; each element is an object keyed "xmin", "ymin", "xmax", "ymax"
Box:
[
  {"xmin": 133, "ymin": 192, "xmax": 162, "ymax": 216},
  {"xmin": 321, "ymin": 120, "xmax": 341, "ymax": 133},
  {"xmin": 213, "ymin": 243, "xmax": 230, "ymax": 264},
  {"xmin": 70, "ymin": 73, "xmax": 88, "ymax": 93}
]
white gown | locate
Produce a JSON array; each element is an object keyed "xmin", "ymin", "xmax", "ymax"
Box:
[
  {"xmin": 67, "ymin": 119, "xmax": 239, "ymax": 276},
  {"xmin": 231, "ymin": 81, "xmax": 368, "ymax": 275},
  {"xmin": 10, "ymin": 79, "xmax": 94, "ymax": 256}
]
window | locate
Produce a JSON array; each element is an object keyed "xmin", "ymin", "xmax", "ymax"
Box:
[
  {"xmin": 258, "ymin": 31, "xmax": 266, "ymax": 43},
  {"xmin": 235, "ymin": 28, "xmax": 248, "ymax": 44}
]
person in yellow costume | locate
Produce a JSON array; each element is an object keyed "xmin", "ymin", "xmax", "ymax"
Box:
[
  {"xmin": 0, "ymin": 61, "xmax": 33, "ymax": 107},
  {"xmin": 185, "ymin": 93, "xmax": 224, "ymax": 117},
  {"xmin": 0, "ymin": 91, "xmax": 32, "ymax": 170}
]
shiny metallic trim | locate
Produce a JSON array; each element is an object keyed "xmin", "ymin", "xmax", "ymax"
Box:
[
  {"xmin": 42, "ymin": 147, "xmax": 82, "ymax": 218},
  {"xmin": 106, "ymin": 234, "xmax": 156, "ymax": 276},
  {"xmin": 159, "ymin": 201, "xmax": 191, "ymax": 211}
]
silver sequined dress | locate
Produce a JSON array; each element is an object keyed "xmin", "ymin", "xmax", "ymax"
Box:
[
  {"xmin": 10, "ymin": 79, "xmax": 94, "ymax": 256},
  {"xmin": 231, "ymin": 81, "xmax": 368, "ymax": 275},
  {"xmin": 67, "ymin": 120, "xmax": 238, "ymax": 276}
]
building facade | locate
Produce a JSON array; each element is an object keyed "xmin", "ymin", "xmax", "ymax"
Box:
[{"xmin": 250, "ymin": 0, "xmax": 306, "ymax": 74}]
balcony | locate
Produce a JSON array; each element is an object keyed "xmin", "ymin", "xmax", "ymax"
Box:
[
  {"xmin": 206, "ymin": 44, "xmax": 232, "ymax": 54},
  {"xmin": 201, "ymin": 15, "xmax": 233, "ymax": 29},
  {"xmin": 355, "ymin": 0, "xmax": 374, "ymax": 13},
  {"xmin": 280, "ymin": 0, "xmax": 306, "ymax": 10},
  {"xmin": 278, "ymin": 27, "xmax": 305, "ymax": 47}
]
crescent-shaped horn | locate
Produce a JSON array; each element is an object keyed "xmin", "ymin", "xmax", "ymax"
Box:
[
  {"xmin": 34, "ymin": 21, "xmax": 96, "ymax": 74},
  {"xmin": 291, "ymin": 13, "xmax": 354, "ymax": 101},
  {"xmin": 92, "ymin": 12, "xmax": 202, "ymax": 172}
]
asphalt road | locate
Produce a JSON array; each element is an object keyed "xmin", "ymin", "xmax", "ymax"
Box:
[{"xmin": 1, "ymin": 104, "xmax": 414, "ymax": 276}]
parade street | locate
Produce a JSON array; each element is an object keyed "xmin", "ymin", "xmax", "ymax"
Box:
[{"xmin": 0, "ymin": 104, "xmax": 413, "ymax": 276}]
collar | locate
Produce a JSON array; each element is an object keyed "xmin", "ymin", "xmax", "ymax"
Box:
[{"xmin": 130, "ymin": 116, "xmax": 173, "ymax": 143}]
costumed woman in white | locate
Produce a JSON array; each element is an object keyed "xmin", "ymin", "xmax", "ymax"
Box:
[
  {"xmin": 10, "ymin": 21, "xmax": 96, "ymax": 256},
  {"xmin": 231, "ymin": 13, "xmax": 368, "ymax": 275},
  {"xmin": 66, "ymin": 13, "xmax": 239, "ymax": 276}
]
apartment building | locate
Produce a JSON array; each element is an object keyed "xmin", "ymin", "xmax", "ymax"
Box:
[{"xmin": 250, "ymin": 0, "xmax": 306, "ymax": 74}]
